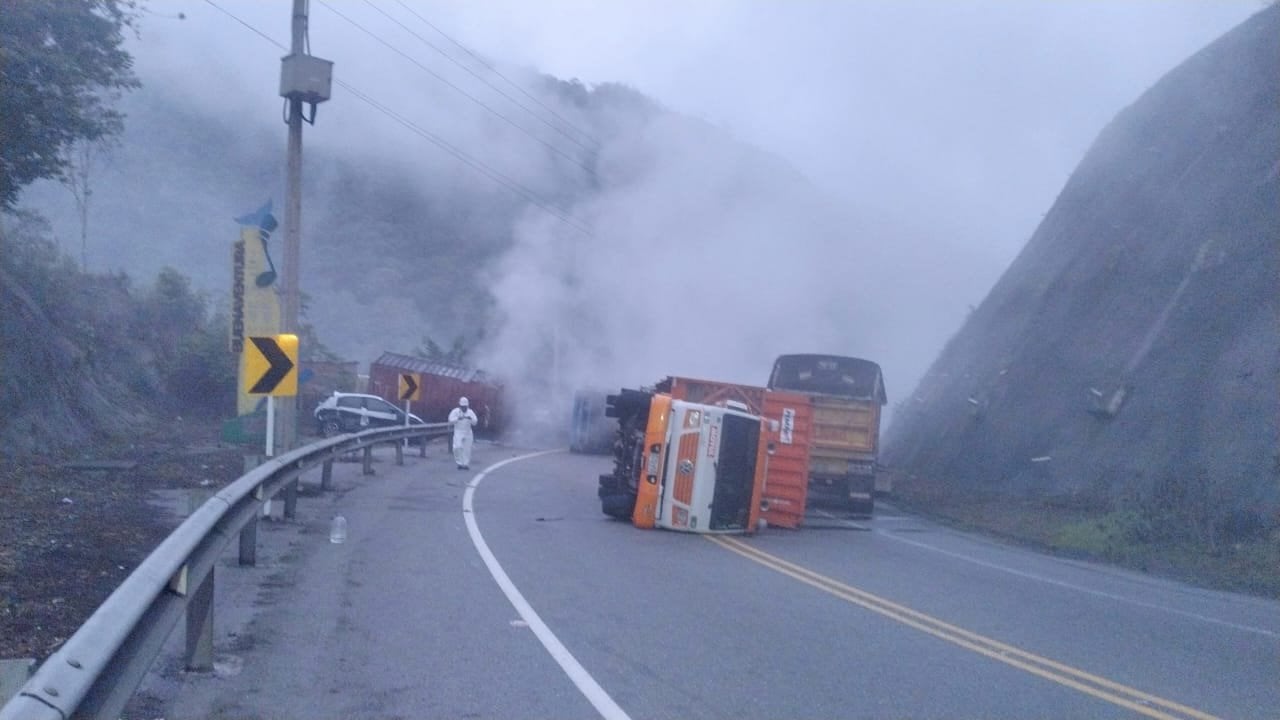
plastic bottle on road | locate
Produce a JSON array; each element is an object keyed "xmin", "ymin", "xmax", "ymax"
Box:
[{"xmin": 329, "ymin": 515, "xmax": 347, "ymax": 544}]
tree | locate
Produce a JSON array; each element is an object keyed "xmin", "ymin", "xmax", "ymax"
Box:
[
  {"xmin": 62, "ymin": 138, "xmax": 114, "ymax": 270},
  {"xmin": 413, "ymin": 335, "xmax": 471, "ymax": 366},
  {"xmin": 0, "ymin": 0, "xmax": 139, "ymax": 209},
  {"xmin": 299, "ymin": 292, "xmax": 340, "ymax": 362}
]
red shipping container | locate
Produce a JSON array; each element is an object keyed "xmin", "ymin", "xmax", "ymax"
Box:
[{"xmin": 368, "ymin": 351, "xmax": 506, "ymax": 436}]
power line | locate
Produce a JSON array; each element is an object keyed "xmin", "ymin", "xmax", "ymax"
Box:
[
  {"xmin": 380, "ymin": 0, "xmax": 601, "ymax": 151},
  {"xmin": 200, "ymin": 0, "xmax": 591, "ymax": 237},
  {"xmin": 313, "ymin": 0, "xmax": 598, "ymax": 181},
  {"xmin": 333, "ymin": 78, "xmax": 592, "ymax": 236},
  {"xmin": 204, "ymin": 0, "xmax": 283, "ymax": 47},
  {"xmin": 392, "ymin": 0, "xmax": 599, "ymax": 150}
]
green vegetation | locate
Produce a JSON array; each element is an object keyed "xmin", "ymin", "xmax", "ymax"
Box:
[
  {"xmin": 0, "ymin": 0, "xmax": 251, "ymax": 447},
  {"xmin": 0, "ymin": 0, "xmax": 139, "ymax": 208},
  {"xmin": 1, "ymin": 213, "xmax": 237, "ymax": 449},
  {"xmin": 1050, "ymin": 506, "xmax": 1280, "ymax": 597},
  {"xmin": 413, "ymin": 335, "xmax": 475, "ymax": 366},
  {"xmin": 299, "ymin": 292, "xmax": 341, "ymax": 362},
  {"xmin": 892, "ymin": 481, "xmax": 1280, "ymax": 598},
  {"xmin": 1051, "ymin": 510, "xmax": 1147, "ymax": 561}
]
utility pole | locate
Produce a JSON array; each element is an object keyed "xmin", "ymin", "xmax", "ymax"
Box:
[
  {"xmin": 278, "ymin": 0, "xmax": 331, "ymax": 452},
  {"xmin": 278, "ymin": 0, "xmax": 305, "ymax": 454},
  {"xmin": 284, "ymin": 0, "xmax": 304, "ymax": 339}
]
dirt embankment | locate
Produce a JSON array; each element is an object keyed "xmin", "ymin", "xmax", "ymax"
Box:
[{"xmin": 0, "ymin": 419, "xmax": 245, "ymax": 662}]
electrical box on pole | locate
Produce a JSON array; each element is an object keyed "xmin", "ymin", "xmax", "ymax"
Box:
[{"xmin": 279, "ymin": 53, "xmax": 333, "ymax": 106}]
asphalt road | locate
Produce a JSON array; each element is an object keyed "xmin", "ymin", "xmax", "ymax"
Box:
[{"xmin": 133, "ymin": 443, "xmax": 1280, "ymax": 719}]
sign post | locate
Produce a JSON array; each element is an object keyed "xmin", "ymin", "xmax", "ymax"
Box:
[
  {"xmin": 266, "ymin": 397, "xmax": 276, "ymax": 457},
  {"xmin": 244, "ymin": 334, "xmax": 300, "ymax": 458}
]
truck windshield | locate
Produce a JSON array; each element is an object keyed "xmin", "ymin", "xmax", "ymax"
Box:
[
  {"xmin": 709, "ymin": 413, "xmax": 760, "ymax": 531},
  {"xmin": 768, "ymin": 354, "xmax": 886, "ymax": 404}
]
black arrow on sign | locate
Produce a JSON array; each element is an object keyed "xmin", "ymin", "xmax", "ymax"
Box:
[
  {"xmin": 249, "ymin": 336, "xmax": 295, "ymax": 394},
  {"xmin": 400, "ymin": 374, "xmax": 419, "ymax": 401}
]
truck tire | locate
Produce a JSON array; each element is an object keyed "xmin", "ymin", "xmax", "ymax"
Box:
[
  {"xmin": 600, "ymin": 494, "xmax": 637, "ymax": 519},
  {"xmin": 598, "ymin": 474, "xmax": 636, "ymax": 519},
  {"xmin": 850, "ymin": 496, "xmax": 875, "ymax": 516},
  {"xmin": 848, "ymin": 476, "xmax": 875, "ymax": 516},
  {"xmin": 605, "ymin": 388, "xmax": 651, "ymax": 419},
  {"xmin": 598, "ymin": 388, "xmax": 651, "ymax": 520}
]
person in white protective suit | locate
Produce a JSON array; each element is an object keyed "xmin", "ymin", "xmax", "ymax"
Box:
[{"xmin": 448, "ymin": 396, "xmax": 479, "ymax": 469}]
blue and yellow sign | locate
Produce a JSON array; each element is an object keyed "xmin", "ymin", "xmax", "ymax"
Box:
[{"xmin": 232, "ymin": 202, "xmax": 284, "ymax": 413}]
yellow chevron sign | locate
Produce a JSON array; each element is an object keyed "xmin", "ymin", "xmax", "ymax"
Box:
[
  {"xmin": 243, "ymin": 334, "xmax": 298, "ymax": 396},
  {"xmin": 398, "ymin": 372, "xmax": 422, "ymax": 401}
]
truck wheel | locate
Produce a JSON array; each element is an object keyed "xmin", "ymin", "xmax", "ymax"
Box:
[
  {"xmin": 599, "ymin": 388, "xmax": 650, "ymax": 521},
  {"xmin": 599, "ymin": 474, "xmax": 636, "ymax": 519},
  {"xmin": 849, "ymin": 496, "xmax": 875, "ymax": 516},
  {"xmin": 600, "ymin": 493, "xmax": 637, "ymax": 519}
]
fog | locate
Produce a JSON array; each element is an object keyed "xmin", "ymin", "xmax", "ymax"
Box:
[{"xmin": 23, "ymin": 0, "xmax": 1259, "ymax": 423}]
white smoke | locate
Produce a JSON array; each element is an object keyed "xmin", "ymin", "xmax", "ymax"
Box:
[{"xmin": 476, "ymin": 106, "xmax": 898, "ymax": 435}]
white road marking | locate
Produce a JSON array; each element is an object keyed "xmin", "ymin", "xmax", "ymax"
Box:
[
  {"xmin": 463, "ymin": 450, "xmax": 632, "ymax": 720},
  {"xmin": 815, "ymin": 511, "xmax": 1279, "ymax": 640}
]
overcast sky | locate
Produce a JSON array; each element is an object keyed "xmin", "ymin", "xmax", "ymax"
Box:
[
  {"xmin": 377, "ymin": 1, "xmax": 1257, "ymax": 257},
  {"xmin": 123, "ymin": 0, "xmax": 1259, "ymax": 406}
]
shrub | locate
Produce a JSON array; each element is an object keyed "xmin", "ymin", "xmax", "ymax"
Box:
[{"xmin": 1052, "ymin": 510, "xmax": 1148, "ymax": 561}]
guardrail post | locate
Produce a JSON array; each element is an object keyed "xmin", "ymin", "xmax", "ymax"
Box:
[
  {"xmin": 188, "ymin": 488, "xmax": 214, "ymax": 516},
  {"xmin": 420, "ymin": 436, "xmax": 428, "ymax": 457},
  {"xmin": 283, "ymin": 479, "xmax": 299, "ymax": 520},
  {"xmin": 362, "ymin": 446, "xmax": 373, "ymax": 475},
  {"xmin": 243, "ymin": 453, "xmax": 263, "ymax": 474},
  {"xmin": 185, "ymin": 567, "xmax": 215, "ymax": 672},
  {"xmin": 321, "ymin": 458, "xmax": 334, "ymax": 490},
  {"xmin": 395, "ymin": 441, "xmax": 404, "ymax": 466},
  {"xmin": 239, "ymin": 515, "xmax": 258, "ymax": 566}
]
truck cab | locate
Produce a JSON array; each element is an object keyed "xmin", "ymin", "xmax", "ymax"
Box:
[
  {"xmin": 768, "ymin": 354, "xmax": 887, "ymax": 515},
  {"xmin": 598, "ymin": 389, "xmax": 767, "ymax": 534}
]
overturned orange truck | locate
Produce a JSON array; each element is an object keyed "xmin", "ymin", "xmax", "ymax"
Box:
[
  {"xmin": 595, "ymin": 384, "xmax": 813, "ymax": 534},
  {"xmin": 596, "ymin": 355, "xmax": 887, "ymax": 533}
]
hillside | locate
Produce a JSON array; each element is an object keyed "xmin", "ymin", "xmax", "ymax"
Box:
[
  {"xmin": 13, "ymin": 77, "xmax": 651, "ymax": 363},
  {"xmin": 18, "ymin": 67, "xmax": 882, "ymax": 397},
  {"xmin": 12, "ymin": 54, "xmax": 872, "ymax": 448},
  {"xmin": 884, "ymin": 5, "xmax": 1279, "ymax": 551}
]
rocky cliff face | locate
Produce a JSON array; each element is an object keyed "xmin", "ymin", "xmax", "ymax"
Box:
[{"xmin": 884, "ymin": 5, "xmax": 1279, "ymax": 538}]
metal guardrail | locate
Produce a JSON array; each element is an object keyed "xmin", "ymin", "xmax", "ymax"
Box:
[{"xmin": 0, "ymin": 422, "xmax": 452, "ymax": 720}]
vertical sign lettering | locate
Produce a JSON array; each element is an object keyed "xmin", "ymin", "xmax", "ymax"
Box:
[{"xmin": 781, "ymin": 408, "xmax": 795, "ymax": 444}]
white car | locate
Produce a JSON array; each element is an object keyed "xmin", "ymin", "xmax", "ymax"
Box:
[{"xmin": 313, "ymin": 392, "xmax": 424, "ymax": 437}]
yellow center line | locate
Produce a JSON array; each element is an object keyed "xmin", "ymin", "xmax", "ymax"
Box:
[{"xmin": 708, "ymin": 535, "xmax": 1220, "ymax": 720}]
